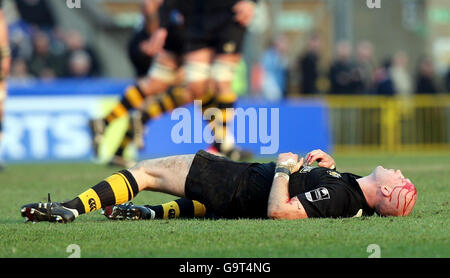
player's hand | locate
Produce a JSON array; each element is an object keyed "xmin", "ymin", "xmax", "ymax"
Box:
[
  {"xmin": 233, "ymin": 1, "xmax": 255, "ymax": 27},
  {"xmin": 0, "ymin": 56, "xmax": 11, "ymax": 78},
  {"xmin": 141, "ymin": 28, "xmax": 168, "ymax": 57},
  {"xmin": 277, "ymin": 152, "xmax": 304, "ymax": 174},
  {"xmin": 305, "ymin": 149, "xmax": 336, "ymax": 169}
]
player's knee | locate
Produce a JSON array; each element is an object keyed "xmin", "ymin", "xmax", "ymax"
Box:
[
  {"xmin": 211, "ymin": 59, "xmax": 238, "ymax": 85},
  {"xmin": 128, "ymin": 162, "xmax": 153, "ymax": 191},
  {"xmin": 185, "ymin": 61, "xmax": 210, "ymax": 84},
  {"xmin": 140, "ymin": 78, "xmax": 171, "ymax": 96},
  {"xmin": 148, "ymin": 61, "xmax": 177, "ymax": 86}
]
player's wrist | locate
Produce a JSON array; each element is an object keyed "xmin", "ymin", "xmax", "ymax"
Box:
[
  {"xmin": 276, "ymin": 158, "xmax": 297, "ymax": 174},
  {"xmin": 274, "ymin": 166, "xmax": 291, "ymax": 181}
]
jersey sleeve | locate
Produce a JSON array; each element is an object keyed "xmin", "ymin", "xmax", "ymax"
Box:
[{"xmin": 296, "ymin": 184, "xmax": 350, "ymax": 218}]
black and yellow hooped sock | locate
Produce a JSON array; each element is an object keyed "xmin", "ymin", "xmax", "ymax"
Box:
[
  {"xmin": 113, "ymin": 87, "xmax": 188, "ymax": 157},
  {"xmin": 104, "ymin": 85, "xmax": 146, "ymax": 125},
  {"xmin": 211, "ymin": 92, "xmax": 237, "ymax": 151},
  {"xmin": 147, "ymin": 199, "xmax": 206, "ymax": 219},
  {"xmin": 140, "ymin": 86, "xmax": 188, "ymax": 123},
  {"xmin": 62, "ymin": 170, "xmax": 139, "ymax": 215},
  {"xmin": 201, "ymin": 89, "xmax": 217, "ymax": 113}
]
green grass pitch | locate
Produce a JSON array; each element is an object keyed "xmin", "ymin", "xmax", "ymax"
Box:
[{"xmin": 0, "ymin": 152, "xmax": 448, "ymax": 258}]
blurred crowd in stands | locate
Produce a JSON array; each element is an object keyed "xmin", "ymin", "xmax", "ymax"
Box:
[
  {"xmin": 6, "ymin": 0, "xmax": 102, "ymax": 81},
  {"xmin": 254, "ymin": 31, "xmax": 450, "ymax": 100},
  {"xmin": 5, "ymin": 0, "xmax": 450, "ymax": 99}
]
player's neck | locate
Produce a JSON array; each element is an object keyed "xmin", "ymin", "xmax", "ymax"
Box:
[{"xmin": 356, "ymin": 176, "xmax": 378, "ymax": 209}]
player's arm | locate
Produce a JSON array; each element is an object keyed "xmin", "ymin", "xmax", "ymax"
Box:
[
  {"xmin": 0, "ymin": 8, "xmax": 11, "ymax": 78},
  {"xmin": 267, "ymin": 153, "xmax": 308, "ymax": 220},
  {"xmin": 142, "ymin": 0, "xmax": 173, "ymax": 56},
  {"xmin": 142, "ymin": 0, "xmax": 162, "ymax": 34},
  {"xmin": 305, "ymin": 149, "xmax": 336, "ymax": 169}
]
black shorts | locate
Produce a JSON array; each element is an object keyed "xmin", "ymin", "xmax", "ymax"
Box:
[
  {"xmin": 185, "ymin": 150, "xmax": 275, "ymax": 219},
  {"xmin": 163, "ymin": 25, "xmax": 185, "ymax": 56},
  {"xmin": 184, "ymin": 16, "xmax": 246, "ymax": 54}
]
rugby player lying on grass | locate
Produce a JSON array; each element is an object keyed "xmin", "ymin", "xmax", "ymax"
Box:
[{"xmin": 20, "ymin": 149, "xmax": 417, "ymax": 223}]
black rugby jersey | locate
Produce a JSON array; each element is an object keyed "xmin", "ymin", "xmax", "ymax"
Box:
[
  {"xmin": 159, "ymin": 0, "xmax": 258, "ymax": 28},
  {"xmin": 250, "ymin": 163, "xmax": 375, "ymax": 218}
]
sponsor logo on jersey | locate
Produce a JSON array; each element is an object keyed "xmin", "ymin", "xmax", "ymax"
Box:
[
  {"xmin": 300, "ymin": 165, "xmax": 316, "ymax": 173},
  {"xmin": 305, "ymin": 187, "xmax": 330, "ymax": 202},
  {"xmin": 223, "ymin": 42, "xmax": 236, "ymax": 53},
  {"xmin": 327, "ymin": 170, "xmax": 342, "ymax": 179}
]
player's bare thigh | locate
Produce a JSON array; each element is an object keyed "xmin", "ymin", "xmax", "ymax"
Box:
[{"xmin": 128, "ymin": 154, "xmax": 196, "ymax": 198}]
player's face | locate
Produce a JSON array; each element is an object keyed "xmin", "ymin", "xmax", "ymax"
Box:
[
  {"xmin": 372, "ymin": 166, "xmax": 418, "ymax": 216},
  {"xmin": 373, "ymin": 166, "xmax": 405, "ymax": 187}
]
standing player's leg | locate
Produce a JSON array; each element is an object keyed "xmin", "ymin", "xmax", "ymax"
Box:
[
  {"xmin": 110, "ymin": 86, "xmax": 190, "ymax": 167},
  {"xmin": 21, "ymin": 154, "xmax": 197, "ymax": 223},
  {"xmin": 207, "ymin": 21, "xmax": 253, "ymax": 160},
  {"xmin": 183, "ymin": 48, "xmax": 214, "ymax": 101},
  {"xmin": 110, "ymin": 48, "xmax": 215, "ymax": 166},
  {"xmin": 208, "ymin": 53, "xmax": 241, "ymax": 156},
  {"xmin": 111, "ymin": 85, "xmax": 218, "ymax": 167},
  {"xmin": 90, "ymin": 50, "xmax": 181, "ymax": 157}
]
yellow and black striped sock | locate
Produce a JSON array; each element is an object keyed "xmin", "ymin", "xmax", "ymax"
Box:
[
  {"xmin": 201, "ymin": 89, "xmax": 217, "ymax": 113},
  {"xmin": 104, "ymin": 85, "xmax": 146, "ymax": 125},
  {"xmin": 211, "ymin": 92, "xmax": 237, "ymax": 152},
  {"xmin": 141, "ymin": 86, "xmax": 188, "ymax": 123},
  {"xmin": 148, "ymin": 199, "xmax": 206, "ymax": 219},
  {"xmin": 114, "ymin": 87, "xmax": 188, "ymax": 156},
  {"xmin": 62, "ymin": 170, "xmax": 139, "ymax": 215}
]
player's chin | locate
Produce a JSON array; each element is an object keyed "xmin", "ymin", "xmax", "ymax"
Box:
[{"xmin": 371, "ymin": 165, "xmax": 384, "ymax": 177}]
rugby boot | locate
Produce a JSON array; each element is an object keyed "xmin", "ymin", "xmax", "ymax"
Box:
[
  {"xmin": 21, "ymin": 195, "xmax": 77, "ymax": 223},
  {"xmin": 101, "ymin": 203, "xmax": 155, "ymax": 220}
]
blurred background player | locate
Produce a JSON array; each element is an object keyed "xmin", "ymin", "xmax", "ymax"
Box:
[
  {"xmin": 0, "ymin": 0, "xmax": 11, "ymax": 171},
  {"xmin": 172, "ymin": 0, "xmax": 256, "ymax": 160},
  {"xmin": 89, "ymin": 0, "xmax": 190, "ymax": 167},
  {"xmin": 128, "ymin": 0, "xmax": 162, "ymax": 78},
  {"xmin": 91, "ymin": 0, "xmax": 256, "ymax": 167}
]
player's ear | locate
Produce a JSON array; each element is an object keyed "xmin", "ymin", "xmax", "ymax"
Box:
[{"xmin": 381, "ymin": 185, "xmax": 391, "ymax": 197}]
